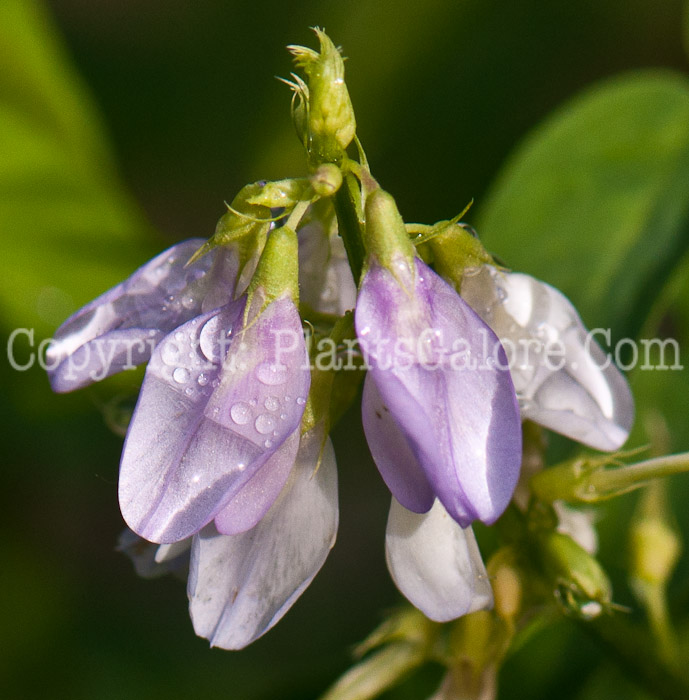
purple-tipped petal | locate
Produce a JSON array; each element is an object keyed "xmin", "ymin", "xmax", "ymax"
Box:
[
  {"xmin": 47, "ymin": 239, "xmax": 238, "ymax": 392},
  {"xmin": 214, "ymin": 429, "xmax": 300, "ymax": 535},
  {"xmin": 361, "ymin": 374, "xmax": 434, "ymax": 513},
  {"xmin": 118, "ymin": 296, "xmax": 310, "ymax": 544},
  {"xmin": 461, "ymin": 266, "xmax": 634, "ymax": 450},
  {"xmin": 187, "ymin": 429, "xmax": 338, "ymax": 650},
  {"xmin": 356, "ymin": 257, "xmax": 522, "ymax": 526},
  {"xmin": 385, "ymin": 498, "xmax": 493, "ymax": 622}
]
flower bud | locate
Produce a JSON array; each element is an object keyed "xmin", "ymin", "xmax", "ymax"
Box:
[
  {"xmin": 288, "ymin": 29, "xmax": 356, "ymax": 164},
  {"xmin": 310, "ymin": 163, "xmax": 343, "ymax": 197},
  {"xmin": 537, "ymin": 530, "xmax": 612, "ymax": 619}
]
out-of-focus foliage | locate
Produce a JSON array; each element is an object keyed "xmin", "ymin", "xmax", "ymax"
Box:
[
  {"xmin": 2, "ymin": 1, "xmax": 689, "ymax": 700},
  {"xmin": 0, "ymin": 0, "xmax": 152, "ymax": 339},
  {"xmin": 477, "ymin": 73, "xmax": 689, "ymax": 342}
]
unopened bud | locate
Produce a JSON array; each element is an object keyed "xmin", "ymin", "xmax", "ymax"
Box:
[{"xmin": 288, "ymin": 29, "xmax": 356, "ymax": 164}]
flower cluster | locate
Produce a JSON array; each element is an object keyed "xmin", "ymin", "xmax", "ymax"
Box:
[{"xmin": 47, "ymin": 30, "xmax": 635, "ymax": 650}]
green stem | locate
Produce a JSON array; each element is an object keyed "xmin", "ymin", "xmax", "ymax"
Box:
[
  {"xmin": 586, "ymin": 452, "xmax": 689, "ymax": 497},
  {"xmin": 531, "ymin": 451, "xmax": 689, "ymax": 503},
  {"xmin": 334, "ymin": 171, "xmax": 366, "ymax": 285}
]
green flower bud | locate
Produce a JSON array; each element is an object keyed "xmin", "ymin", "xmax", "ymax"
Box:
[
  {"xmin": 246, "ymin": 178, "xmax": 312, "ymax": 208},
  {"xmin": 537, "ymin": 530, "xmax": 613, "ymax": 620},
  {"xmin": 310, "ymin": 163, "xmax": 343, "ymax": 197},
  {"xmin": 288, "ymin": 28, "xmax": 356, "ymax": 165}
]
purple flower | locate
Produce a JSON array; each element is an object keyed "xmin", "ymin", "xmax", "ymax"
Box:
[
  {"xmin": 356, "ymin": 254, "xmax": 522, "ymax": 528},
  {"xmin": 188, "ymin": 426, "xmax": 338, "ymax": 649},
  {"xmin": 46, "ymin": 239, "xmax": 238, "ymax": 392},
  {"xmin": 120, "ymin": 425, "xmax": 338, "ymax": 649},
  {"xmin": 118, "ymin": 287, "xmax": 310, "ymax": 543}
]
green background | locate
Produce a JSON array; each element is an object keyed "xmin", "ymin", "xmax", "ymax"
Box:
[{"xmin": 2, "ymin": 1, "xmax": 689, "ymax": 698}]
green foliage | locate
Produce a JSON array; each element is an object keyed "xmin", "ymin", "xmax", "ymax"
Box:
[
  {"xmin": 477, "ymin": 72, "xmax": 689, "ymax": 342},
  {"xmin": 0, "ymin": 0, "xmax": 152, "ymax": 338}
]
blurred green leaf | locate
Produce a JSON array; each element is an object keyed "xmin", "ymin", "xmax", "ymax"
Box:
[
  {"xmin": 0, "ymin": 0, "xmax": 154, "ymax": 338},
  {"xmin": 477, "ymin": 71, "xmax": 689, "ymax": 341}
]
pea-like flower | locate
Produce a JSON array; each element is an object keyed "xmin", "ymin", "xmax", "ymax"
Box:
[
  {"xmin": 48, "ymin": 226, "xmax": 341, "ymax": 648},
  {"xmin": 355, "ymin": 191, "xmax": 522, "ymax": 621},
  {"xmin": 460, "ymin": 265, "xmax": 634, "ymax": 451},
  {"xmin": 357, "ymin": 191, "xmax": 523, "ymax": 528}
]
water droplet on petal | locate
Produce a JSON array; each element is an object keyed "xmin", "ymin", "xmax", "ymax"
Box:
[
  {"xmin": 296, "ymin": 396, "xmax": 306, "ymax": 405},
  {"xmin": 279, "ymin": 412, "xmax": 288, "ymax": 420},
  {"xmin": 184, "ymin": 387, "xmax": 194, "ymax": 396},
  {"xmin": 255, "ymin": 413, "xmax": 277, "ymax": 434},
  {"xmin": 264, "ymin": 439, "xmax": 273, "ymax": 449},
  {"xmin": 173, "ymin": 367, "xmax": 190, "ymax": 384},
  {"xmin": 182, "ymin": 296, "xmax": 195, "ymax": 309},
  {"xmin": 197, "ymin": 373, "xmax": 209, "ymax": 386},
  {"xmin": 256, "ymin": 362, "xmax": 288, "ymax": 386},
  {"xmin": 161, "ymin": 342, "xmax": 180, "ymax": 366},
  {"xmin": 230, "ymin": 402, "xmax": 252, "ymax": 425},
  {"xmin": 264, "ymin": 396, "xmax": 279, "ymax": 411},
  {"xmin": 175, "ymin": 331, "xmax": 185, "ymax": 342}
]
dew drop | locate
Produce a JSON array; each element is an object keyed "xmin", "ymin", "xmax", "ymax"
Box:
[
  {"xmin": 184, "ymin": 387, "xmax": 194, "ymax": 396},
  {"xmin": 279, "ymin": 412, "xmax": 288, "ymax": 420},
  {"xmin": 197, "ymin": 373, "xmax": 209, "ymax": 386},
  {"xmin": 173, "ymin": 367, "xmax": 190, "ymax": 384},
  {"xmin": 230, "ymin": 402, "xmax": 252, "ymax": 425},
  {"xmin": 256, "ymin": 362, "xmax": 288, "ymax": 386},
  {"xmin": 255, "ymin": 413, "xmax": 277, "ymax": 434},
  {"xmin": 264, "ymin": 439, "xmax": 273, "ymax": 449},
  {"xmin": 296, "ymin": 396, "xmax": 306, "ymax": 405},
  {"xmin": 175, "ymin": 331, "xmax": 185, "ymax": 342},
  {"xmin": 161, "ymin": 342, "xmax": 180, "ymax": 366},
  {"xmin": 264, "ymin": 396, "xmax": 280, "ymax": 411},
  {"xmin": 182, "ymin": 296, "xmax": 195, "ymax": 309}
]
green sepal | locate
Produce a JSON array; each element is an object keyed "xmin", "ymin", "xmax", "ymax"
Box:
[
  {"xmin": 363, "ymin": 189, "xmax": 416, "ymax": 273},
  {"xmin": 425, "ymin": 221, "xmax": 495, "ymax": 290},
  {"xmin": 245, "ymin": 225, "xmax": 299, "ymax": 317},
  {"xmin": 186, "ymin": 182, "xmax": 273, "ymax": 287}
]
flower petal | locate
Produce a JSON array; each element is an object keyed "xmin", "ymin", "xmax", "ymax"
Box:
[
  {"xmin": 47, "ymin": 239, "xmax": 237, "ymax": 392},
  {"xmin": 385, "ymin": 497, "xmax": 493, "ymax": 622},
  {"xmin": 361, "ymin": 373, "xmax": 435, "ymax": 513},
  {"xmin": 214, "ymin": 428, "xmax": 300, "ymax": 535},
  {"xmin": 187, "ymin": 429, "xmax": 338, "ymax": 650},
  {"xmin": 118, "ymin": 296, "xmax": 310, "ymax": 544},
  {"xmin": 461, "ymin": 266, "xmax": 634, "ymax": 450},
  {"xmin": 356, "ymin": 257, "xmax": 522, "ymax": 526},
  {"xmin": 298, "ymin": 218, "xmax": 357, "ymax": 315}
]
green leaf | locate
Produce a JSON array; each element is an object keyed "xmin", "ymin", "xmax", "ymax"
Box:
[
  {"xmin": 477, "ymin": 71, "xmax": 689, "ymax": 342},
  {"xmin": 0, "ymin": 0, "xmax": 155, "ymax": 338}
]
